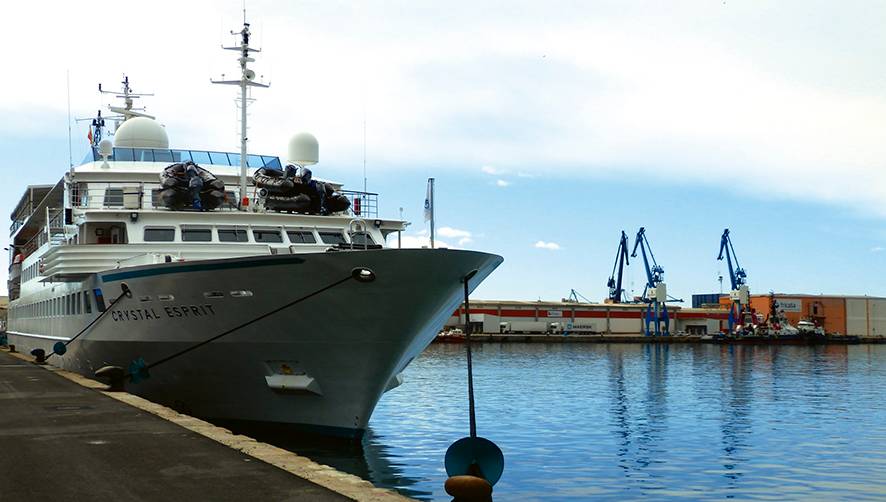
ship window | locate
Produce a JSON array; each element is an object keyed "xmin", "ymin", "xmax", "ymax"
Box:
[
  {"xmin": 218, "ymin": 228, "xmax": 248, "ymax": 242},
  {"xmin": 209, "ymin": 152, "xmax": 230, "ymax": 165},
  {"xmin": 247, "ymin": 155, "xmax": 264, "ymax": 168},
  {"xmin": 75, "ymin": 292, "xmax": 81, "ymax": 315},
  {"xmin": 113, "ymin": 148, "xmax": 135, "ymax": 161},
  {"xmin": 319, "ymin": 230, "xmax": 347, "ymax": 245},
  {"xmin": 253, "ymin": 229, "xmax": 283, "ymax": 243},
  {"xmin": 350, "ymin": 233, "xmax": 375, "ymax": 246},
  {"xmin": 261, "ymin": 156, "xmax": 281, "ymax": 168},
  {"xmin": 144, "ymin": 228, "xmax": 175, "ymax": 242},
  {"xmin": 182, "ymin": 228, "xmax": 212, "ymax": 242},
  {"xmin": 152, "ymin": 149, "xmax": 173, "ymax": 162},
  {"xmin": 134, "ymin": 149, "xmax": 154, "ymax": 162},
  {"xmin": 287, "ymin": 230, "xmax": 316, "ymax": 244},
  {"xmin": 172, "ymin": 150, "xmax": 192, "ymax": 162},
  {"xmin": 104, "ymin": 188, "xmax": 124, "ymax": 207},
  {"xmin": 190, "ymin": 151, "xmax": 211, "ymax": 164},
  {"xmin": 84, "ymin": 292, "xmax": 92, "ymax": 314}
]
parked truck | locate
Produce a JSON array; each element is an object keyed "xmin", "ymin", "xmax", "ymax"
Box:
[{"xmin": 500, "ymin": 320, "xmax": 563, "ymax": 334}]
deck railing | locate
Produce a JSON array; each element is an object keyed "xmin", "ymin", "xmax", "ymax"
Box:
[{"xmin": 71, "ymin": 182, "xmax": 379, "ymax": 217}]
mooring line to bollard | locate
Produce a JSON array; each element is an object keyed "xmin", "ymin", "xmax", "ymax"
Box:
[
  {"xmin": 443, "ymin": 269, "xmax": 505, "ymax": 500},
  {"xmin": 46, "ymin": 283, "xmax": 132, "ymax": 361},
  {"xmin": 463, "ymin": 270, "xmax": 478, "ymax": 438},
  {"xmin": 124, "ymin": 267, "xmax": 375, "ymax": 382}
]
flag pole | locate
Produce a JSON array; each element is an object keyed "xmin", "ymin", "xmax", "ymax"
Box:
[{"xmin": 429, "ymin": 178, "xmax": 435, "ymax": 249}]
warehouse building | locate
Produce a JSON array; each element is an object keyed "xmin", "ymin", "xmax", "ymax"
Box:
[{"xmin": 446, "ymin": 300, "xmax": 728, "ymax": 336}]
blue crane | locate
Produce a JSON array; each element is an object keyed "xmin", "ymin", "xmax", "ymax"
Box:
[
  {"xmin": 717, "ymin": 229, "xmax": 751, "ymax": 334},
  {"xmin": 631, "ymin": 227, "xmax": 671, "ymax": 336},
  {"xmin": 607, "ymin": 231, "xmax": 630, "ymax": 303}
]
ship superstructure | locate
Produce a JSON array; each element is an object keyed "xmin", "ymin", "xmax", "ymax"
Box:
[{"xmin": 5, "ymin": 20, "xmax": 501, "ymax": 437}]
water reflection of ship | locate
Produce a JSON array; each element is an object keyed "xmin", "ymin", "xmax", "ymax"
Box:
[{"xmin": 213, "ymin": 422, "xmax": 431, "ymax": 500}]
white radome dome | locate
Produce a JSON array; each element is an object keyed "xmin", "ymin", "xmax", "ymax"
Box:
[
  {"xmin": 114, "ymin": 117, "xmax": 169, "ymax": 149},
  {"xmin": 288, "ymin": 132, "xmax": 318, "ymax": 166}
]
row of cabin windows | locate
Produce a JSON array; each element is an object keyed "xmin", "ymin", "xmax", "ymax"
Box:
[
  {"xmin": 11, "ymin": 291, "xmax": 94, "ymax": 319},
  {"xmin": 21, "ymin": 263, "xmax": 39, "ymax": 282},
  {"xmin": 143, "ymin": 227, "xmax": 374, "ymax": 246}
]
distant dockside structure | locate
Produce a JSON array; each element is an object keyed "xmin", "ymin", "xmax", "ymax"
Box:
[{"xmin": 446, "ymin": 294, "xmax": 886, "ymax": 338}]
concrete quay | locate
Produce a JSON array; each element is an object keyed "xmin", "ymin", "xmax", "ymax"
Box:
[{"xmin": 0, "ymin": 348, "xmax": 412, "ymax": 502}]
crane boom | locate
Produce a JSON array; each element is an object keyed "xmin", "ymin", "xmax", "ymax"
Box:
[
  {"xmin": 607, "ymin": 231, "xmax": 630, "ymax": 302},
  {"xmin": 717, "ymin": 228, "xmax": 751, "ymax": 335},
  {"xmin": 630, "ymin": 227, "xmax": 671, "ymax": 336}
]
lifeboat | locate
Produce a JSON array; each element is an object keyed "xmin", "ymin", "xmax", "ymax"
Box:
[
  {"xmin": 253, "ymin": 165, "xmax": 350, "ymax": 215},
  {"xmin": 159, "ymin": 161, "xmax": 226, "ymax": 210}
]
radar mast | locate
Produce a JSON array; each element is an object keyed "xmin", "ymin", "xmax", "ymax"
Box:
[
  {"xmin": 212, "ymin": 10, "xmax": 270, "ymax": 210},
  {"xmin": 99, "ymin": 75, "xmax": 155, "ymax": 121}
]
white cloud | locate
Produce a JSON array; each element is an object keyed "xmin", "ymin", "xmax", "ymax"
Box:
[
  {"xmin": 534, "ymin": 241, "xmax": 561, "ymax": 251},
  {"xmin": 437, "ymin": 226, "xmax": 471, "ymax": 239},
  {"xmin": 458, "ymin": 237, "xmax": 473, "ymax": 246},
  {"xmin": 397, "ymin": 234, "xmax": 453, "ymax": 249},
  {"xmin": 5, "ymin": 2, "xmax": 886, "ymax": 218},
  {"xmin": 872, "ymin": 246, "xmax": 884, "ymax": 253},
  {"xmin": 481, "ymin": 165, "xmax": 505, "ymax": 175},
  {"xmin": 495, "ymin": 179, "xmax": 510, "ymax": 187}
]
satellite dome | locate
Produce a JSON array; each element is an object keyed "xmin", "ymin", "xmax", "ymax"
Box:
[
  {"xmin": 114, "ymin": 117, "xmax": 169, "ymax": 149},
  {"xmin": 288, "ymin": 132, "xmax": 318, "ymax": 166}
]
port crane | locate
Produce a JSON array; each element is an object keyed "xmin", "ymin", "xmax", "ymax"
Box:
[
  {"xmin": 717, "ymin": 229, "xmax": 751, "ymax": 333},
  {"xmin": 607, "ymin": 231, "xmax": 631, "ymax": 303},
  {"xmin": 631, "ymin": 227, "xmax": 675, "ymax": 336},
  {"xmin": 565, "ymin": 289, "xmax": 591, "ymax": 303}
]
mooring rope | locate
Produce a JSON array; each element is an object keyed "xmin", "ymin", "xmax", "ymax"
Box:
[
  {"xmin": 47, "ymin": 283, "xmax": 131, "ymax": 360},
  {"xmin": 463, "ymin": 270, "xmax": 478, "ymax": 438},
  {"xmin": 125, "ymin": 267, "xmax": 374, "ymax": 381}
]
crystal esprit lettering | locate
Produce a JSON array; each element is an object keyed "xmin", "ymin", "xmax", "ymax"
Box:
[{"xmin": 111, "ymin": 304, "xmax": 216, "ymax": 322}]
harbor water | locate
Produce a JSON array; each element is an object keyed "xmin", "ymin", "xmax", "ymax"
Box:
[{"xmin": 250, "ymin": 343, "xmax": 886, "ymax": 501}]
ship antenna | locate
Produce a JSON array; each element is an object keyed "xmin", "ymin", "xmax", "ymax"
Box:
[
  {"xmin": 99, "ymin": 74, "xmax": 155, "ymax": 123},
  {"xmin": 212, "ymin": 11, "xmax": 270, "ymax": 210}
]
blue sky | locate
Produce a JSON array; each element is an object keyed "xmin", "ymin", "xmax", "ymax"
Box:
[{"xmin": 1, "ymin": 1, "xmax": 885, "ymax": 302}]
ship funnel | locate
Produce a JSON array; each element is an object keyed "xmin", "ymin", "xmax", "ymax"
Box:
[{"xmin": 288, "ymin": 132, "xmax": 318, "ymax": 166}]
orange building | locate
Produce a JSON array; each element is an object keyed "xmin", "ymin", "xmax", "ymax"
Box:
[{"xmin": 720, "ymin": 294, "xmax": 886, "ymax": 337}]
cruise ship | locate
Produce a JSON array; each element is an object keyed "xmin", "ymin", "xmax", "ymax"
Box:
[{"xmin": 5, "ymin": 21, "xmax": 502, "ymax": 437}]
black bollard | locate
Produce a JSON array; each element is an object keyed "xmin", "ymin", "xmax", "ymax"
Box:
[
  {"xmin": 31, "ymin": 348, "xmax": 46, "ymax": 365},
  {"xmin": 95, "ymin": 366, "xmax": 126, "ymax": 392},
  {"xmin": 8, "ymin": 344, "xmax": 15, "ymax": 353}
]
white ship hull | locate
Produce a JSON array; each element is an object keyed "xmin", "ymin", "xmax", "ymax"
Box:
[{"xmin": 8, "ymin": 248, "xmax": 501, "ymax": 437}]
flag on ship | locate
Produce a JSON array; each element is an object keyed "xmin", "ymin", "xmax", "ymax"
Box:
[{"xmin": 424, "ymin": 178, "xmax": 433, "ymax": 222}]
